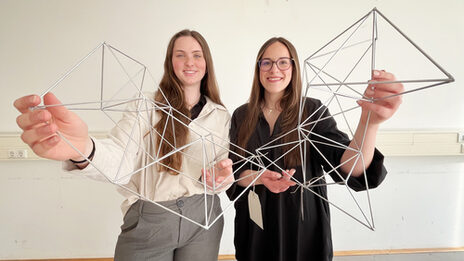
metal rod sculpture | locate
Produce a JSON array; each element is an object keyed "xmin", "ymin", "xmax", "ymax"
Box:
[{"xmin": 35, "ymin": 8, "xmax": 454, "ymax": 230}]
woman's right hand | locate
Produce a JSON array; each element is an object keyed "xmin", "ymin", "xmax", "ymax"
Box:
[
  {"xmin": 14, "ymin": 92, "xmax": 91, "ymax": 161},
  {"xmin": 259, "ymin": 169, "xmax": 297, "ymax": 193}
]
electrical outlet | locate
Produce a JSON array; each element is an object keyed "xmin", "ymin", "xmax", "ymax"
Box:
[
  {"xmin": 7, "ymin": 149, "xmax": 28, "ymax": 159},
  {"xmin": 8, "ymin": 150, "xmax": 16, "ymax": 159},
  {"xmin": 16, "ymin": 149, "xmax": 28, "ymax": 158},
  {"xmin": 458, "ymin": 132, "xmax": 464, "ymax": 143}
]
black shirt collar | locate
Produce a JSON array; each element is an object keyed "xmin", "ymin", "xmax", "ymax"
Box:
[{"xmin": 190, "ymin": 95, "xmax": 206, "ymax": 120}]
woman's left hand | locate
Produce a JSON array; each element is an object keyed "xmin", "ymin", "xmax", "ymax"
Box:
[
  {"xmin": 357, "ymin": 70, "xmax": 404, "ymax": 125},
  {"xmin": 202, "ymin": 158, "xmax": 234, "ymax": 191}
]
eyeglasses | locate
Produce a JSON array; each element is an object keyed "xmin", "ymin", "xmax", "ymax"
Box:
[{"xmin": 258, "ymin": 57, "xmax": 293, "ymax": 72}]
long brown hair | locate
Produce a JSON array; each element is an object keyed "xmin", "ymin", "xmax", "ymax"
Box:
[
  {"xmin": 154, "ymin": 29, "xmax": 223, "ymax": 174},
  {"xmin": 237, "ymin": 37, "xmax": 303, "ymax": 167}
]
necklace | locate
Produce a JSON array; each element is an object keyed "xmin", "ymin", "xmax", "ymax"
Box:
[{"xmin": 263, "ymin": 106, "xmax": 280, "ymax": 114}]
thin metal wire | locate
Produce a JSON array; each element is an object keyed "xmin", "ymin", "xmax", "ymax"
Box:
[
  {"xmin": 38, "ymin": 6, "xmax": 456, "ymax": 230},
  {"xmin": 39, "ymin": 43, "xmax": 105, "ymax": 98},
  {"xmin": 373, "ymin": 8, "xmax": 454, "ymax": 82},
  {"xmin": 294, "ymin": 7, "xmax": 453, "ymax": 229}
]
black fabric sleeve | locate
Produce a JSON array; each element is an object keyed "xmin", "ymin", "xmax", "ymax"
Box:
[
  {"xmin": 308, "ymin": 98, "xmax": 387, "ymax": 192},
  {"xmin": 345, "ymin": 148, "xmax": 387, "ymax": 191}
]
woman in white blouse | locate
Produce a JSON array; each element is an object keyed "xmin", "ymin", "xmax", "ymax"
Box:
[{"xmin": 14, "ymin": 29, "xmax": 233, "ymax": 261}]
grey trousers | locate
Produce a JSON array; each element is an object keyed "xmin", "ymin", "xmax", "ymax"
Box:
[{"xmin": 114, "ymin": 194, "xmax": 224, "ymax": 261}]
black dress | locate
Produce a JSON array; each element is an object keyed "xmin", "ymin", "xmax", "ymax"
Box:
[{"xmin": 226, "ymin": 98, "xmax": 387, "ymax": 261}]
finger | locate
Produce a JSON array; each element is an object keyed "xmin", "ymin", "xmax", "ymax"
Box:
[
  {"xmin": 365, "ymin": 88, "xmax": 399, "ymax": 100},
  {"xmin": 16, "ymin": 109, "xmax": 52, "ymax": 131},
  {"xmin": 217, "ymin": 158, "xmax": 233, "ymax": 169},
  {"xmin": 361, "ymin": 94, "xmax": 401, "ymax": 111},
  {"xmin": 269, "ymin": 188, "xmax": 281, "ymax": 193},
  {"xmin": 288, "ymin": 169, "xmax": 296, "ymax": 176},
  {"xmin": 375, "ymin": 96, "xmax": 402, "ymax": 109},
  {"xmin": 282, "ymin": 169, "xmax": 290, "ymax": 180},
  {"xmin": 217, "ymin": 165, "xmax": 233, "ymax": 175},
  {"xmin": 357, "ymin": 100, "xmax": 395, "ymax": 117},
  {"xmin": 370, "ymin": 84, "xmax": 404, "ymax": 95},
  {"xmin": 20, "ymin": 122, "xmax": 58, "ymax": 146},
  {"xmin": 30, "ymin": 135, "xmax": 61, "ymax": 157},
  {"xmin": 271, "ymin": 172, "xmax": 282, "ymax": 180},
  {"xmin": 207, "ymin": 169, "xmax": 213, "ymax": 181},
  {"xmin": 14, "ymin": 95, "xmax": 41, "ymax": 114},
  {"xmin": 43, "ymin": 92, "xmax": 71, "ymax": 122},
  {"xmin": 216, "ymin": 176, "xmax": 225, "ymax": 184},
  {"xmin": 281, "ymin": 179, "xmax": 296, "ymax": 186},
  {"xmin": 370, "ymin": 71, "xmax": 405, "ymax": 94},
  {"xmin": 206, "ymin": 170, "xmax": 216, "ymax": 188},
  {"xmin": 366, "ymin": 88, "xmax": 402, "ymax": 106},
  {"xmin": 219, "ymin": 166, "xmax": 233, "ymax": 177},
  {"xmin": 263, "ymin": 170, "xmax": 282, "ymax": 180},
  {"xmin": 282, "ymin": 168, "xmax": 297, "ymax": 180},
  {"xmin": 372, "ymin": 70, "xmax": 395, "ymax": 81},
  {"xmin": 368, "ymin": 82, "xmax": 404, "ymax": 95},
  {"xmin": 201, "ymin": 168, "xmax": 210, "ymax": 180}
]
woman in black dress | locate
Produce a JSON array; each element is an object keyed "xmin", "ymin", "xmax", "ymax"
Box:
[{"xmin": 227, "ymin": 37, "xmax": 403, "ymax": 261}]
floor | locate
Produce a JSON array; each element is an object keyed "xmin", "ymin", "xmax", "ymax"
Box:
[
  {"xmin": 333, "ymin": 251, "xmax": 464, "ymax": 261},
  {"xmin": 222, "ymin": 251, "xmax": 464, "ymax": 260}
]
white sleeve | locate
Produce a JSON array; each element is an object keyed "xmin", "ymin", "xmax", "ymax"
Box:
[{"xmin": 63, "ymin": 98, "xmax": 148, "ymax": 184}]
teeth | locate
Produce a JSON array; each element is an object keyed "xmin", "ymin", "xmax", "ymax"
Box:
[
  {"xmin": 268, "ymin": 77, "xmax": 281, "ymax": 81},
  {"xmin": 184, "ymin": 70, "xmax": 196, "ymax": 74}
]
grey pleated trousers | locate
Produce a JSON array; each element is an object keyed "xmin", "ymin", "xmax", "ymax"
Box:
[{"xmin": 114, "ymin": 194, "xmax": 224, "ymax": 261}]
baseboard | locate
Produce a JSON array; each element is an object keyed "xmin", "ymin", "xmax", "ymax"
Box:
[
  {"xmin": 333, "ymin": 247, "xmax": 464, "ymax": 256},
  {"xmin": 3, "ymin": 247, "xmax": 464, "ymax": 261},
  {"xmin": 0, "ymin": 259, "xmax": 115, "ymax": 261}
]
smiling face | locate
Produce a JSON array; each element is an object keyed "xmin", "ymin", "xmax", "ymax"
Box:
[
  {"xmin": 259, "ymin": 41, "xmax": 293, "ymax": 99},
  {"xmin": 172, "ymin": 36, "xmax": 206, "ymax": 89}
]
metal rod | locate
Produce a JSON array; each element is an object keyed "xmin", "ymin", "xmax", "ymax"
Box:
[{"xmin": 40, "ymin": 43, "xmax": 104, "ymax": 98}]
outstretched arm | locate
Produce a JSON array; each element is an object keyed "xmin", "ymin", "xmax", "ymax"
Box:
[{"xmin": 340, "ymin": 70, "xmax": 404, "ymax": 176}]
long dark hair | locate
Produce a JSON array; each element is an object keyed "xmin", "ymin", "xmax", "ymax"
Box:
[
  {"xmin": 237, "ymin": 37, "xmax": 303, "ymax": 167},
  {"xmin": 154, "ymin": 29, "xmax": 223, "ymax": 174}
]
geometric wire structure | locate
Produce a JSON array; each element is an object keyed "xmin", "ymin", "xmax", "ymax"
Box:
[
  {"xmin": 302, "ymin": 8, "xmax": 453, "ymax": 230},
  {"xmin": 34, "ymin": 42, "xmax": 265, "ymax": 229},
  {"xmin": 305, "ymin": 8, "xmax": 454, "ymax": 102},
  {"xmin": 33, "ymin": 8, "xmax": 454, "ymax": 231},
  {"xmin": 249, "ymin": 7, "xmax": 454, "ymax": 230}
]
